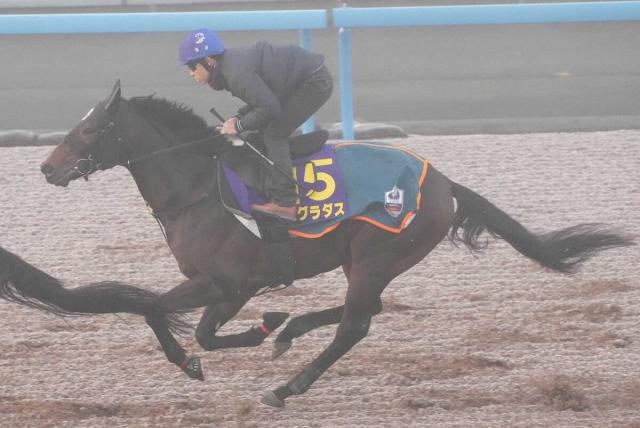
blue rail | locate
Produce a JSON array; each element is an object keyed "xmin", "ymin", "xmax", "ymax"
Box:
[
  {"xmin": 334, "ymin": 1, "xmax": 640, "ymax": 139},
  {"xmin": 333, "ymin": 1, "xmax": 640, "ymax": 28},
  {"xmin": 299, "ymin": 29, "xmax": 316, "ymax": 134},
  {"xmin": 0, "ymin": 10, "xmax": 327, "ymax": 34}
]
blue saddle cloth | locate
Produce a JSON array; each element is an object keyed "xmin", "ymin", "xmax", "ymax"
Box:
[{"xmin": 222, "ymin": 141, "xmax": 429, "ymax": 238}]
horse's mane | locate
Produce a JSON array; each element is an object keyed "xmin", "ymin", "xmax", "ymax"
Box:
[{"xmin": 128, "ymin": 95, "xmax": 214, "ymax": 143}]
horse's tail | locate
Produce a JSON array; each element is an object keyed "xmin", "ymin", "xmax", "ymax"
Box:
[
  {"xmin": 0, "ymin": 246, "xmax": 190, "ymax": 334},
  {"xmin": 448, "ymin": 181, "xmax": 635, "ymax": 273}
]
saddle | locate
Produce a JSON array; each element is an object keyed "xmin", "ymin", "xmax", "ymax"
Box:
[
  {"xmin": 217, "ymin": 129, "xmax": 330, "ymax": 288},
  {"xmin": 242, "ymin": 129, "xmax": 329, "ymax": 160}
]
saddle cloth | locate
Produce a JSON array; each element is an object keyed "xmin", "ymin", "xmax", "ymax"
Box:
[{"xmin": 220, "ymin": 141, "xmax": 430, "ymax": 238}]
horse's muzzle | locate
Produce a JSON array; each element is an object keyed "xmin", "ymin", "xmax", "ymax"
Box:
[{"xmin": 40, "ymin": 162, "xmax": 76, "ymax": 187}]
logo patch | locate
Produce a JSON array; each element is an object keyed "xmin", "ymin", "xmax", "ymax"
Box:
[{"xmin": 384, "ymin": 185, "xmax": 404, "ymax": 218}]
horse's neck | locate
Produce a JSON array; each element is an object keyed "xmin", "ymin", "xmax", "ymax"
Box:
[{"xmin": 119, "ymin": 103, "xmax": 218, "ymax": 217}]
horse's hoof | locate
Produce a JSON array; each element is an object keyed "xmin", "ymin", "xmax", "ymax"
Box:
[
  {"xmin": 272, "ymin": 341, "xmax": 292, "ymax": 360},
  {"xmin": 262, "ymin": 312, "xmax": 289, "ymax": 331},
  {"xmin": 181, "ymin": 356, "xmax": 204, "ymax": 381},
  {"xmin": 261, "ymin": 391, "xmax": 285, "ymax": 408}
]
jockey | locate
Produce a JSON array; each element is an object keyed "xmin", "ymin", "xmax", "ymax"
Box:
[{"xmin": 178, "ymin": 28, "xmax": 334, "ymax": 222}]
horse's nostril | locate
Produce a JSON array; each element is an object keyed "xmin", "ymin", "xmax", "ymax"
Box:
[{"xmin": 40, "ymin": 163, "xmax": 53, "ymax": 175}]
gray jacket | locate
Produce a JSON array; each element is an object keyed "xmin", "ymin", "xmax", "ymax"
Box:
[{"xmin": 216, "ymin": 41, "xmax": 325, "ymax": 131}]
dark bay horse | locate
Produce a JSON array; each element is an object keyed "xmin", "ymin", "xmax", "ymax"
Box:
[{"xmin": 4, "ymin": 80, "xmax": 632, "ymax": 407}]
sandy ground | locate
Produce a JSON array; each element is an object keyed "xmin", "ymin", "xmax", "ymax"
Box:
[{"xmin": 0, "ymin": 131, "xmax": 639, "ymax": 427}]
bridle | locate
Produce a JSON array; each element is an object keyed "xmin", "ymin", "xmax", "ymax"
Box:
[
  {"xmin": 70, "ymin": 108, "xmax": 223, "ymax": 181},
  {"xmin": 71, "ymin": 120, "xmax": 117, "ymax": 181}
]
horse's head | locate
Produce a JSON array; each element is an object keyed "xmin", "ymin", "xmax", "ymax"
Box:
[{"xmin": 41, "ymin": 80, "xmax": 125, "ymax": 186}]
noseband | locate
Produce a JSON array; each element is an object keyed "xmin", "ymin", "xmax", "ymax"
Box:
[{"xmin": 71, "ymin": 120, "xmax": 120, "ymax": 181}]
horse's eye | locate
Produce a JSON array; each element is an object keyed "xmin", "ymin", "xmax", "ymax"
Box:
[{"xmin": 82, "ymin": 127, "xmax": 97, "ymax": 135}]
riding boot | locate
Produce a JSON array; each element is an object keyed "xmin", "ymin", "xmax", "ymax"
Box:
[{"xmin": 253, "ymin": 213, "xmax": 296, "ymax": 286}]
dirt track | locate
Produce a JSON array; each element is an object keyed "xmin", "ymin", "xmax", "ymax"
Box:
[{"xmin": 1, "ymin": 131, "xmax": 639, "ymax": 427}]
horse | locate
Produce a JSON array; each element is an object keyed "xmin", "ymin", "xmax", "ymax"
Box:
[{"xmin": 4, "ymin": 79, "xmax": 629, "ymax": 408}]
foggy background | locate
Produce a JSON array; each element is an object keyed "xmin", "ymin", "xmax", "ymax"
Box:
[{"xmin": 1, "ymin": 0, "xmax": 639, "ymax": 135}]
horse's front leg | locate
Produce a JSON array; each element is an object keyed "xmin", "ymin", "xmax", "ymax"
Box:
[
  {"xmin": 147, "ymin": 274, "xmax": 229, "ymax": 381},
  {"xmin": 196, "ymin": 301, "xmax": 289, "ymax": 351},
  {"xmin": 262, "ymin": 272, "xmax": 387, "ymax": 408},
  {"xmin": 271, "ymin": 298, "xmax": 382, "ymax": 359},
  {"xmin": 263, "ymin": 307, "xmax": 375, "ymax": 407}
]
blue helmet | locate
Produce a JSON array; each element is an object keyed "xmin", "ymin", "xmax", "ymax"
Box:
[{"xmin": 178, "ymin": 29, "xmax": 225, "ymax": 65}]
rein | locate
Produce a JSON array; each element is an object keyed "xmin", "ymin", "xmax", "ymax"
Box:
[
  {"xmin": 75, "ymin": 113, "xmax": 224, "ymax": 178},
  {"xmin": 126, "ymin": 134, "xmax": 221, "ymax": 166}
]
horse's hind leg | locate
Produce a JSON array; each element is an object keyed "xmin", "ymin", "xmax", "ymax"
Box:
[
  {"xmin": 145, "ymin": 314, "xmax": 203, "ymax": 381},
  {"xmin": 272, "ymin": 298, "xmax": 383, "ymax": 359},
  {"xmin": 147, "ymin": 274, "xmax": 231, "ymax": 380},
  {"xmin": 196, "ymin": 300, "xmax": 289, "ymax": 351}
]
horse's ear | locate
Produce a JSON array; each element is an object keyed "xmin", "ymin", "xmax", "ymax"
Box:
[{"xmin": 105, "ymin": 79, "xmax": 121, "ymax": 114}]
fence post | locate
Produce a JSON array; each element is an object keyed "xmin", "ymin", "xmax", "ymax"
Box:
[
  {"xmin": 339, "ymin": 26, "xmax": 354, "ymax": 140},
  {"xmin": 299, "ymin": 29, "xmax": 315, "ymax": 134}
]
